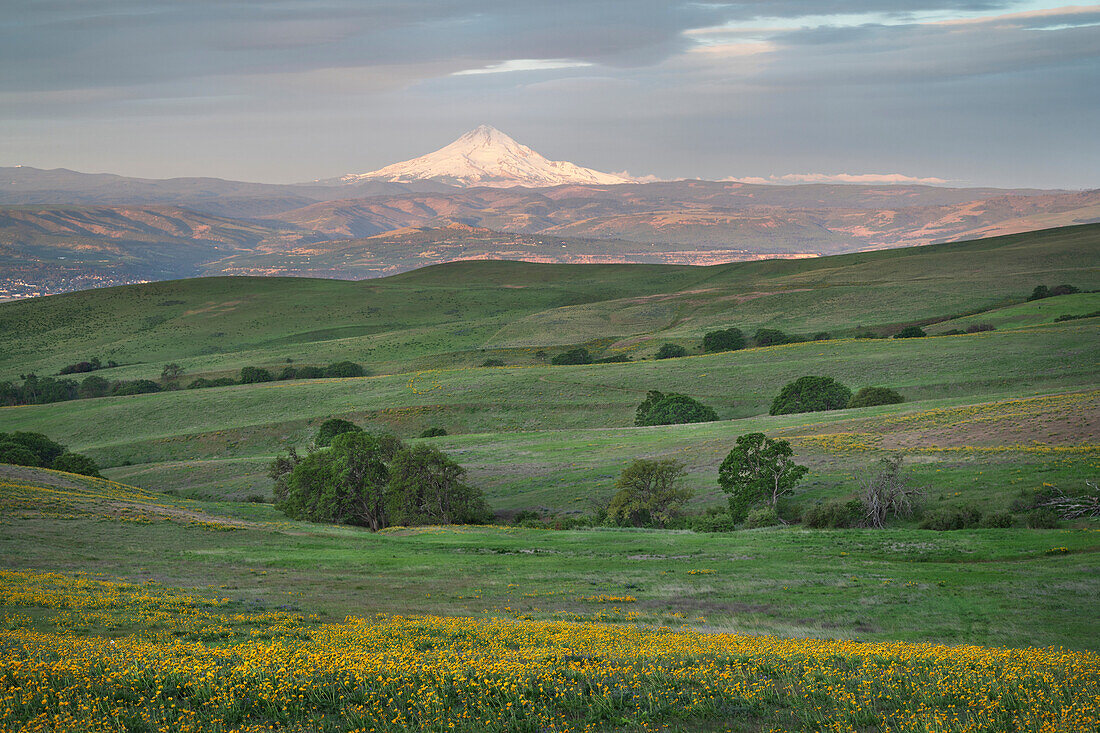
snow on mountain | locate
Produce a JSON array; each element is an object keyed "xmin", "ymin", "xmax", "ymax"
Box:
[{"xmin": 340, "ymin": 125, "xmax": 635, "ymax": 188}]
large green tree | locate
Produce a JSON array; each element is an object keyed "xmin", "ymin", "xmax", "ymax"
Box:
[
  {"xmin": 385, "ymin": 445, "xmax": 490, "ymax": 526},
  {"xmin": 275, "ymin": 432, "xmax": 395, "ymax": 530},
  {"xmin": 607, "ymin": 458, "xmax": 692, "ymax": 527},
  {"xmin": 718, "ymin": 433, "xmax": 807, "ymax": 521}
]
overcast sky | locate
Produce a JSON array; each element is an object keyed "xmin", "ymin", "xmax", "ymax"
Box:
[{"xmin": 1, "ymin": 1, "xmax": 1097, "ymax": 188}]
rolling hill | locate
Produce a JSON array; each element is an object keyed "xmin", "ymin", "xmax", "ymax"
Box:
[{"xmin": 1, "ymin": 223, "xmax": 1096, "ymax": 381}]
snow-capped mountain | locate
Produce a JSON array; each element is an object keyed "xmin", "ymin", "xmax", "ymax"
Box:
[{"xmin": 339, "ymin": 125, "xmax": 635, "ymax": 188}]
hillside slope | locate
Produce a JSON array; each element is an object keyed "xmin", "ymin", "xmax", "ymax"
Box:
[{"xmin": 1, "ymin": 223, "xmax": 1097, "ymax": 380}]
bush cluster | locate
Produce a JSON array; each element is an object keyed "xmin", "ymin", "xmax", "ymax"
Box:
[
  {"xmin": 919, "ymin": 505, "xmax": 983, "ymax": 531},
  {"xmin": 551, "ymin": 348, "xmax": 592, "ymax": 365},
  {"xmin": 0, "ymin": 431, "xmax": 101, "ymax": 477},
  {"xmin": 847, "ymin": 386, "xmax": 904, "ymax": 409},
  {"xmin": 58, "ymin": 356, "xmax": 117, "ymax": 375},
  {"xmin": 802, "ymin": 500, "xmax": 862, "ymax": 529},
  {"xmin": 701, "ymin": 328, "xmax": 745, "ymax": 353},
  {"xmin": 1027, "ymin": 284, "xmax": 1078, "ymax": 301},
  {"xmin": 635, "ymin": 390, "xmax": 717, "ymax": 426},
  {"xmin": 769, "ymin": 376, "xmax": 852, "ymax": 416},
  {"xmin": 655, "ymin": 344, "xmax": 686, "ymax": 359},
  {"xmin": 893, "ymin": 325, "xmax": 927, "ymax": 339}
]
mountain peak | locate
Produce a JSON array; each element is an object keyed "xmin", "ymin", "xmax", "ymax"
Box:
[{"xmin": 340, "ymin": 126, "xmax": 635, "ymax": 188}]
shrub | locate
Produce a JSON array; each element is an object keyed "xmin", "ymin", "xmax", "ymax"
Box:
[
  {"xmin": 1050, "ymin": 284, "xmax": 1079, "ymax": 297},
  {"xmin": 594, "ymin": 354, "xmax": 632, "ymax": 363},
  {"xmin": 1027, "ymin": 285, "xmax": 1050, "ymax": 301},
  {"xmin": 802, "ymin": 501, "xmax": 858, "ymax": 529},
  {"xmin": 1055, "ymin": 310, "xmax": 1100, "ymax": 322},
  {"xmin": 693, "ymin": 511, "xmax": 737, "ymax": 532},
  {"xmin": 635, "ymin": 390, "xmax": 718, "ymax": 426},
  {"xmin": 848, "ymin": 386, "xmax": 904, "ymax": 409},
  {"xmin": 239, "ymin": 366, "xmax": 273, "ymax": 384},
  {"xmin": 111, "ymin": 380, "xmax": 161, "ymax": 396},
  {"xmin": 161, "ymin": 363, "xmax": 183, "ymax": 382},
  {"xmin": 512, "ymin": 510, "xmax": 541, "ymax": 525},
  {"xmin": 325, "ymin": 361, "xmax": 365, "ymax": 378},
  {"xmin": 419, "ymin": 427, "xmax": 448, "ymax": 438},
  {"xmin": 295, "ymin": 366, "xmax": 325, "ymax": 379},
  {"xmin": 770, "ymin": 376, "xmax": 852, "ymax": 416},
  {"xmin": 655, "ymin": 344, "xmax": 687, "ymax": 359},
  {"xmin": 277, "ymin": 367, "xmax": 297, "ymax": 380},
  {"xmin": 551, "ymin": 348, "xmax": 592, "ymax": 365},
  {"xmin": 702, "ymin": 328, "xmax": 745, "ymax": 353},
  {"xmin": 1026, "ymin": 509, "xmax": 1060, "ymax": 529},
  {"xmin": 894, "ymin": 326, "xmax": 927, "ymax": 339},
  {"xmin": 244, "ymin": 494, "xmax": 268, "ymax": 503},
  {"xmin": 745, "ymin": 506, "xmax": 780, "ymax": 529},
  {"xmin": 754, "ymin": 329, "xmax": 792, "ymax": 347},
  {"xmin": 51, "ymin": 453, "xmax": 102, "ymax": 478},
  {"xmin": 920, "ymin": 505, "xmax": 982, "ymax": 531},
  {"xmin": 481, "ymin": 358, "xmax": 505, "ymax": 367},
  {"xmin": 980, "ymin": 511, "xmax": 1014, "ymax": 528},
  {"xmin": 59, "ymin": 360, "xmax": 99, "ymax": 375},
  {"xmin": 812, "ymin": 332, "xmax": 831, "ymax": 341},
  {"xmin": 315, "ymin": 418, "xmax": 363, "ymax": 447},
  {"xmin": 965, "ymin": 323, "xmax": 995, "ymax": 333}
]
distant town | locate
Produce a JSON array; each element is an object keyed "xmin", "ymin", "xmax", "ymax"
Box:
[{"xmin": 0, "ymin": 275, "xmax": 150, "ymax": 301}]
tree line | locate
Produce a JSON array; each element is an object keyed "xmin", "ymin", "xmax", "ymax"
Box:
[{"xmin": 0, "ymin": 361, "xmax": 367, "ymax": 407}]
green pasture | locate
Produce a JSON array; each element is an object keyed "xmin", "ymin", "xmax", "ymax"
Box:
[
  {"xmin": 2, "ymin": 223, "xmax": 1097, "ymax": 381},
  {"xmin": 1, "ymin": 466, "xmax": 1097, "ymax": 649}
]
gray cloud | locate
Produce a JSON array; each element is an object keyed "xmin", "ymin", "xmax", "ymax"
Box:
[{"xmin": 0, "ymin": 1, "xmax": 1096, "ymax": 188}]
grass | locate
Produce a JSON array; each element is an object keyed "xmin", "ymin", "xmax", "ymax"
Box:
[
  {"xmin": 2, "ymin": 223, "xmax": 1097, "ymax": 381},
  {"xmin": 2, "ymin": 225, "xmax": 1098, "ymax": 730},
  {"xmin": 926, "ymin": 292, "xmax": 1100, "ymax": 333},
  {"xmin": 2, "ymin": 466, "xmax": 1098, "ymax": 650},
  {"xmin": 2, "ymin": 320, "xmax": 1095, "ymax": 459}
]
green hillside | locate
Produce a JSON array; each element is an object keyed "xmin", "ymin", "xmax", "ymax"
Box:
[{"xmin": 2, "ymin": 223, "xmax": 1097, "ymax": 381}]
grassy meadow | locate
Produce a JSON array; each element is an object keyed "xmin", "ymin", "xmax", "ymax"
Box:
[
  {"xmin": 2, "ymin": 223, "xmax": 1097, "ymax": 381},
  {"xmin": 1, "ymin": 224, "xmax": 1099, "ymax": 731}
]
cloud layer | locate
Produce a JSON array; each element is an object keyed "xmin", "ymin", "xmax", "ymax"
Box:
[{"xmin": 0, "ymin": 1, "xmax": 1096, "ymax": 188}]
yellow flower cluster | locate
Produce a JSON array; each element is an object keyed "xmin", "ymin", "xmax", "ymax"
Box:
[
  {"xmin": 406, "ymin": 370, "xmax": 443, "ymax": 395},
  {"xmin": 0, "ymin": 475, "xmax": 248, "ymax": 531},
  {"xmin": 579, "ymin": 595, "xmax": 637, "ymax": 604},
  {"xmin": 1, "ymin": 570, "xmax": 1097, "ymax": 732},
  {"xmin": 0, "ymin": 570, "xmax": 313, "ymax": 643}
]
